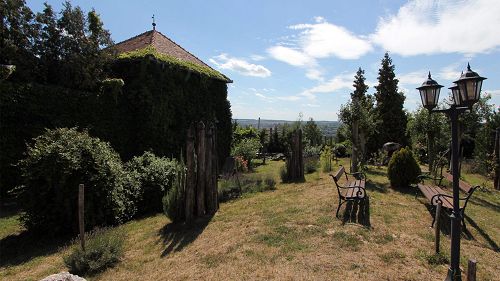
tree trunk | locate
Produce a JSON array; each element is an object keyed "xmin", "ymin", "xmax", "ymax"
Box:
[
  {"xmin": 196, "ymin": 121, "xmax": 206, "ymax": 216},
  {"xmin": 351, "ymin": 119, "xmax": 359, "ymax": 173}
]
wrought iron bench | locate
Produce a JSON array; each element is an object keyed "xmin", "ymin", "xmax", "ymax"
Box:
[
  {"xmin": 329, "ymin": 166, "xmax": 367, "ymax": 218},
  {"xmin": 416, "ymin": 173, "xmax": 478, "ymax": 231}
]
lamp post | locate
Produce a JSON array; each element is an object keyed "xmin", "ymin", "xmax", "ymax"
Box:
[{"xmin": 417, "ymin": 64, "xmax": 486, "ymax": 281}]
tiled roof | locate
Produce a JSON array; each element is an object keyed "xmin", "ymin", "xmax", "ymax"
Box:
[{"xmin": 113, "ymin": 30, "xmax": 231, "ymax": 82}]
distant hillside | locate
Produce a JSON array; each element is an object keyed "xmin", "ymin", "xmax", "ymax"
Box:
[{"xmin": 233, "ymin": 119, "xmax": 341, "ymax": 137}]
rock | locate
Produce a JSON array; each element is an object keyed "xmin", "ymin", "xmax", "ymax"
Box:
[{"xmin": 39, "ymin": 272, "xmax": 86, "ymax": 281}]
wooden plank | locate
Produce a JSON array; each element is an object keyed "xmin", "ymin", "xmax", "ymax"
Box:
[
  {"xmin": 185, "ymin": 124, "xmax": 196, "ymax": 221},
  {"xmin": 443, "ymin": 172, "xmax": 472, "ymax": 193},
  {"xmin": 196, "ymin": 121, "xmax": 206, "ymax": 216},
  {"xmin": 78, "ymin": 184, "xmax": 85, "ymax": 251},
  {"xmin": 333, "ymin": 167, "xmax": 345, "ymax": 183}
]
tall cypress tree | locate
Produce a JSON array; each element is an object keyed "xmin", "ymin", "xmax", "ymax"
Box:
[{"xmin": 370, "ymin": 53, "xmax": 408, "ymax": 153}]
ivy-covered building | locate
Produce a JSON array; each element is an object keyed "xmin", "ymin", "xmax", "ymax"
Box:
[{"xmin": 104, "ymin": 29, "xmax": 233, "ymax": 162}]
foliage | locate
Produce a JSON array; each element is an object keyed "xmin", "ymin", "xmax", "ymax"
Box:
[
  {"xmin": 232, "ymin": 138, "xmax": 261, "ymax": 167},
  {"xmin": 280, "ymin": 165, "xmax": 289, "ymax": 183},
  {"xmin": 117, "ymin": 46, "xmax": 228, "ymax": 81},
  {"xmin": 64, "ymin": 228, "xmax": 124, "ymax": 276},
  {"xmin": 303, "ymin": 118, "xmax": 323, "ymax": 146},
  {"xmin": 162, "ymin": 162, "xmax": 186, "ymax": 223},
  {"xmin": 320, "ymin": 145, "xmax": 333, "ymax": 172},
  {"xmin": 126, "ymin": 152, "xmax": 182, "ymax": 215},
  {"xmin": 334, "ymin": 142, "xmax": 350, "ymax": 158},
  {"xmin": 0, "ymin": 1, "xmax": 114, "ymax": 89},
  {"xmin": 18, "ymin": 128, "xmax": 139, "ymax": 234},
  {"xmin": 234, "ymin": 156, "xmax": 249, "ymax": 172},
  {"xmin": 407, "ymin": 106, "xmax": 450, "ymax": 169},
  {"xmin": 304, "ymin": 157, "xmax": 319, "ymax": 174},
  {"xmin": 471, "ymin": 100, "xmax": 500, "ymax": 176},
  {"xmin": 218, "ymin": 175, "xmax": 276, "ymax": 202},
  {"xmin": 387, "ymin": 147, "xmax": 421, "ymax": 189},
  {"xmin": 369, "ymin": 53, "xmax": 409, "ymax": 154},
  {"xmin": 0, "ymin": 64, "xmax": 16, "ymax": 80}
]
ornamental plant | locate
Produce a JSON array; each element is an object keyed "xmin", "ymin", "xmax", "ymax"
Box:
[{"xmin": 387, "ymin": 147, "xmax": 421, "ymax": 189}]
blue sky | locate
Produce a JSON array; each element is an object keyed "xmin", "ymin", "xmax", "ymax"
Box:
[{"xmin": 29, "ymin": 0, "xmax": 500, "ymax": 121}]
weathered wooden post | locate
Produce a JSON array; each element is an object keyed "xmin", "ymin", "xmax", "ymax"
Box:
[
  {"xmin": 196, "ymin": 121, "xmax": 206, "ymax": 216},
  {"xmin": 286, "ymin": 129, "xmax": 304, "ymax": 181},
  {"xmin": 205, "ymin": 123, "xmax": 218, "ymax": 215},
  {"xmin": 434, "ymin": 202, "xmax": 442, "ymax": 254},
  {"xmin": 78, "ymin": 184, "xmax": 85, "ymax": 251},
  {"xmin": 467, "ymin": 259, "xmax": 477, "ymax": 281},
  {"xmin": 185, "ymin": 124, "xmax": 196, "ymax": 221}
]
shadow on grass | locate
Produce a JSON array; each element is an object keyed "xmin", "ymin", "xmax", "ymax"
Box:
[
  {"xmin": 158, "ymin": 215, "xmax": 213, "ymax": 257},
  {"xmin": 342, "ymin": 197, "xmax": 371, "ymax": 228},
  {"xmin": 470, "ymin": 196, "xmax": 500, "ymax": 213},
  {"xmin": 464, "ymin": 215, "xmax": 499, "ymax": 252},
  {"xmin": 365, "ymin": 181, "xmax": 389, "ymax": 194},
  {"xmin": 0, "ymin": 231, "xmax": 72, "ymax": 267}
]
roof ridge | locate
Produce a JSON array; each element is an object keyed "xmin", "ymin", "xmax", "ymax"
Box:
[{"xmin": 113, "ymin": 30, "xmax": 154, "ymax": 48}]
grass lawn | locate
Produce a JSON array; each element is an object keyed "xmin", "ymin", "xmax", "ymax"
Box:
[{"xmin": 1, "ymin": 158, "xmax": 499, "ymax": 280}]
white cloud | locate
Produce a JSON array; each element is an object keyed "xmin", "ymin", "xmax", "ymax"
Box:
[
  {"xmin": 210, "ymin": 53, "xmax": 271, "ymax": 78},
  {"xmin": 399, "ymin": 71, "xmax": 428, "ymax": 86},
  {"xmin": 371, "ymin": 0, "xmax": 500, "ymax": 56},
  {"xmin": 485, "ymin": 89, "xmax": 500, "ymax": 97},
  {"xmin": 250, "ymin": 54, "xmax": 266, "ymax": 61},
  {"xmin": 292, "ymin": 21, "xmax": 373, "ymax": 60},
  {"xmin": 300, "ymin": 73, "xmax": 354, "ymax": 100},
  {"xmin": 266, "ymin": 46, "xmax": 315, "ymax": 67},
  {"xmin": 438, "ymin": 63, "xmax": 462, "ymax": 81}
]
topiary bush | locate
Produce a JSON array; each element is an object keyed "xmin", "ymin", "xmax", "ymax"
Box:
[
  {"xmin": 127, "ymin": 152, "xmax": 181, "ymax": 215},
  {"xmin": 64, "ymin": 228, "xmax": 124, "ymax": 276},
  {"xmin": 18, "ymin": 128, "xmax": 139, "ymax": 234},
  {"xmin": 387, "ymin": 147, "xmax": 421, "ymax": 189}
]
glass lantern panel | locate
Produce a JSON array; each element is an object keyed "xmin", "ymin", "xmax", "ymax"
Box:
[
  {"xmin": 467, "ymin": 80, "xmax": 476, "ymax": 101},
  {"xmin": 475, "ymin": 80, "xmax": 483, "ymax": 100},
  {"xmin": 459, "ymin": 83, "xmax": 467, "ymax": 103}
]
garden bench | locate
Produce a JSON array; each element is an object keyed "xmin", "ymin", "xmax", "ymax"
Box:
[
  {"xmin": 329, "ymin": 166, "xmax": 367, "ymax": 218},
  {"xmin": 416, "ymin": 173, "xmax": 479, "ymax": 230}
]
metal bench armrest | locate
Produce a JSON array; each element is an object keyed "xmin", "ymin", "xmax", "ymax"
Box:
[{"xmin": 346, "ymin": 171, "xmax": 367, "ymax": 180}]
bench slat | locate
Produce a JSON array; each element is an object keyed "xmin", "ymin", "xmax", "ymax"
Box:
[{"xmin": 442, "ymin": 172, "xmax": 472, "ymax": 194}]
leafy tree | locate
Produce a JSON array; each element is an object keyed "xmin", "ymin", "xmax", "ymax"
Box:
[
  {"xmin": 303, "ymin": 117, "xmax": 322, "ymax": 146},
  {"xmin": 339, "ymin": 68, "xmax": 375, "ymax": 170},
  {"xmin": 407, "ymin": 106, "xmax": 450, "ymax": 173},
  {"xmin": 0, "ymin": 0, "xmax": 38, "ymax": 81},
  {"xmin": 369, "ymin": 53, "xmax": 408, "ymax": 154}
]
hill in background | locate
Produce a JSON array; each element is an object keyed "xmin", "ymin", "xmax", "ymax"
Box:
[{"xmin": 234, "ymin": 119, "xmax": 340, "ymax": 137}]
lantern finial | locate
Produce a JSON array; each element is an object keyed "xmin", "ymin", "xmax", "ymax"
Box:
[
  {"xmin": 428, "ymin": 71, "xmax": 431, "ymax": 78},
  {"xmin": 467, "ymin": 62, "xmax": 471, "ymax": 71}
]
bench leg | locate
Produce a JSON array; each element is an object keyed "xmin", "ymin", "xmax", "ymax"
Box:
[
  {"xmin": 431, "ymin": 206, "xmax": 436, "ymax": 228},
  {"xmin": 336, "ymin": 199, "xmax": 344, "ymax": 218}
]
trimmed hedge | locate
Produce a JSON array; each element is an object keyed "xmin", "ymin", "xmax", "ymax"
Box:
[
  {"xmin": 18, "ymin": 128, "xmax": 139, "ymax": 234},
  {"xmin": 387, "ymin": 147, "xmax": 421, "ymax": 189}
]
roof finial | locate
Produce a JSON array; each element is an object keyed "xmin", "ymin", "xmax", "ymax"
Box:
[
  {"xmin": 152, "ymin": 14, "xmax": 156, "ymax": 31},
  {"xmin": 467, "ymin": 62, "xmax": 471, "ymax": 71},
  {"xmin": 428, "ymin": 71, "xmax": 431, "ymax": 79}
]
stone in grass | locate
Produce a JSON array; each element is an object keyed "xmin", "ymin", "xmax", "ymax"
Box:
[{"xmin": 39, "ymin": 271, "xmax": 86, "ymax": 281}]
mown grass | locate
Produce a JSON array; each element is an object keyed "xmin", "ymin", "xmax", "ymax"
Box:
[{"xmin": 1, "ymin": 158, "xmax": 499, "ymax": 280}]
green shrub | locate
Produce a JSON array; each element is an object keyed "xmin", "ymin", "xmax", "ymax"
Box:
[
  {"xmin": 304, "ymin": 157, "xmax": 319, "ymax": 174},
  {"xmin": 18, "ymin": 128, "xmax": 139, "ymax": 234},
  {"xmin": 387, "ymin": 147, "xmax": 421, "ymax": 189},
  {"xmin": 127, "ymin": 152, "xmax": 181, "ymax": 215},
  {"xmin": 231, "ymin": 138, "xmax": 261, "ymax": 168},
  {"xmin": 280, "ymin": 165, "xmax": 290, "ymax": 183},
  {"xmin": 64, "ymin": 228, "xmax": 124, "ymax": 276},
  {"xmin": 162, "ymin": 163, "xmax": 186, "ymax": 223},
  {"xmin": 320, "ymin": 146, "xmax": 333, "ymax": 172}
]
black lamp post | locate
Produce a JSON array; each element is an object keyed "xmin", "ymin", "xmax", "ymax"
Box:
[{"xmin": 417, "ymin": 64, "xmax": 486, "ymax": 281}]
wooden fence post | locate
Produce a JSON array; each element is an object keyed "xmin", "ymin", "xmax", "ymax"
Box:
[
  {"xmin": 467, "ymin": 259, "xmax": 477, "ymax": 281},
  {"xmin": 205, "ymin": 123, "xmax": 218, "ymax": 215},
  {"xmin": 185, "ymin": 124, "xmax": 196, "ymax": 221},
  {"xmin": 196, "ymin": 121, "xmax": 206, "ymax": 216},
  {"xmin": 435, "ymin": 202, "xmax": 442, "ymax": 254},
  {"xmin": 78, "ymin": 184, "xmax": 85, "ymax": 251},
  {"xmin": 494, "ymin": 128, "xmax": 500, "ymax": 190}
]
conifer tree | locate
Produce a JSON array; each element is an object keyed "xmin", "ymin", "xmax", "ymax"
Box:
[{"xmin": 369, "ymin": 53, "xmax": 408, "ymax": 153}]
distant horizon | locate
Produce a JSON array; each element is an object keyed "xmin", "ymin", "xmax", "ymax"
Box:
[{"xmin": 233, "ymin": 118, "xmax": 340, "ymax": 123}]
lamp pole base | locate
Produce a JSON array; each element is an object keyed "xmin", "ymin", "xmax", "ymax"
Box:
[{"xmin": 445, "ymin": 267, "xmax": 462, "ymax": 281}]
